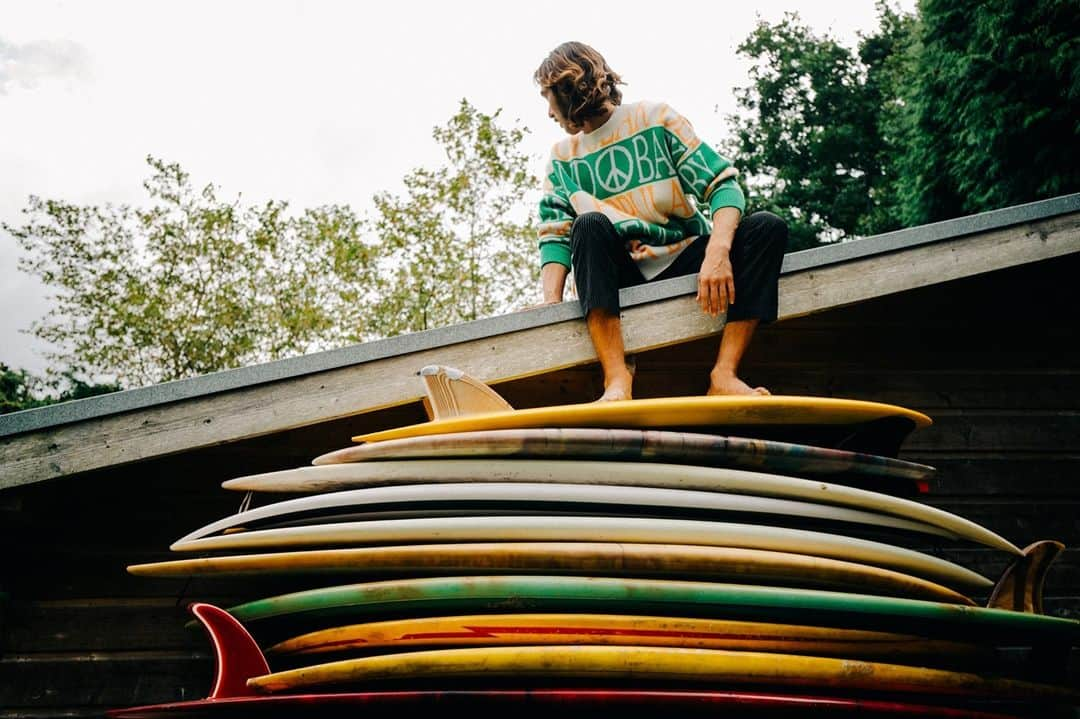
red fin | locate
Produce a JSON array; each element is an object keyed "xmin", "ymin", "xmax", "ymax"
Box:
[{"xmin": 189, "ymin": 602, "xmax": 270, "ymax": 698}]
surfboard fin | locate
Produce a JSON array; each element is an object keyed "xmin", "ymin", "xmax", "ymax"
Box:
[
  {"xmin": 189, "ymin": 602, "xmax": 270, "ymax": 698},
  {"xmin": 419, "ymin": 365, "xmax": 514, "ymax": 420},
  {"xmin": 986, "ymin": 540, "xmax": 1064, "ymax": 614}
]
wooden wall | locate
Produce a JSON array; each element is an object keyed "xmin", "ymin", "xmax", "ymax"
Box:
[{"xmin": 1, "ymin": 253, "xmax": 1077, "ymax": 717}]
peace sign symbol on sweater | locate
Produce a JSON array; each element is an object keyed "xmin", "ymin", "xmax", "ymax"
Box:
[{"xmin": 596, "ymin": 145, "xmax": 634, "ymax": 193}]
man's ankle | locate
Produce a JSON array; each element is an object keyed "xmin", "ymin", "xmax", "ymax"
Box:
[
  {"xmin": 711, "ymin": 365, "xmax": 738, "ymax": 379},
  {"xmin": 605, "ymin": 368, "xmax": 634, "ymax": 388}
]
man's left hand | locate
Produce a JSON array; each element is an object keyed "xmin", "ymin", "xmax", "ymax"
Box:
[
  {"xmin": 697, "ymin": 248, "xmax": 735, "ymax": 317},
  {"xmin": 699, "ymin": 206, "xmax": 741, "ymax": 317}
]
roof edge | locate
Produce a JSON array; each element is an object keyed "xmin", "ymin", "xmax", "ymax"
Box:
[{"xmin": 2, "ymin": 193, "xmax": 1077, "ymax": 438}]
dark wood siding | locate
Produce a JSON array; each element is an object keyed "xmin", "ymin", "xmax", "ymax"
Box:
[{"xmin": 2, "ymin": 253, "xmax": 1078, "ymax": 716}]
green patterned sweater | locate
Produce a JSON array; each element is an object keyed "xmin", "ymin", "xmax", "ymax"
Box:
[{"xmin": 537, "ymin": 100, "xmax": 745, "ymax": 280}]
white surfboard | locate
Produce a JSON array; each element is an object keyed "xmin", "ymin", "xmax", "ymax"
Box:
[
  {"xmin": 176, "ymin": 482, "xmax": 954, "ymax": 548},
  {"xmin": 171, "ymin": 514, "xmax": 992, "ymax": 591},
  {"xmin": 221, "ymin": 460, "xmax": 1019, "ymax": 555}
]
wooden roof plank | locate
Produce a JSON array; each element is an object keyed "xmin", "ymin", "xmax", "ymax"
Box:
[
  {"xmin": 3, "ymin": 194, "xmax": 1076, "ymax": 442},
  {"xmin": 0, "ymin": 203, "xmax": 1078, "ymax": 490}
]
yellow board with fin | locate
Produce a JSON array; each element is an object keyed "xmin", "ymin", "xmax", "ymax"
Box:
[
  {"xmin": 248, "ymin": 644, "xmax": 1071, "ymax": 698},
  {"xmin": 267, "ymin": 612, "xmax": 986, "ymax": 664},
  {"xmin": 354, "ymin": 396, "xmax": 932, "ymax": 444}
]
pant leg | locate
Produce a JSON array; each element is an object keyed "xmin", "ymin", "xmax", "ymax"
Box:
[
  {"xmin": 653, "ymin": 211, "xmax": 788, "ymax": 324},
  {"xmin": 725, "ymin": 211, "xmax": 788, "ymax": 324},
  {"xmin": 570, "ymin": 212, "xmax": 645, "ymax": 317}
]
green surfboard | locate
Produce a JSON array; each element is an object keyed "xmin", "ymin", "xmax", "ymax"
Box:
[{"xmin": 227, "ymin": 575, "xmax": 1080, "ymax": 645}]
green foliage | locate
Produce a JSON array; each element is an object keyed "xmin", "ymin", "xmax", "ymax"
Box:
[
  {"xmin": 728, "ymin": 3, "xmax": 915, "ymax": 250},
  {"xmin": 8, "ymin": 101, "xmax": 540, "ymax": 392},
  {"xmin": 730, "ymin": 1, "xmax": 1078, "ymax": 241},
  {"xmin": 6, "ymin": 157, "xmax": 375, "ymax": 387},
  {"xmin": 0, "ymin": 363, "xmax": 119, "ymax": 414},
  {"xmin": 896, "ymin": 0, "xmax": 1080, "ymax": 225},
  {"xmin": 0, "ymin": 364, "xmax": 41, "ymax": 414},
  {"xmin": 365, "ymin": 99, "xmax": 539, "ymax": 335}
]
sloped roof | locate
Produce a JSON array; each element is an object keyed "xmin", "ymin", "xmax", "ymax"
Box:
[{"xmin": 1, "ymin": 193, "xmax": 1078, "ymax": 489}]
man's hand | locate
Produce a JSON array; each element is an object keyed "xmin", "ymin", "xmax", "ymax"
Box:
[
  {"xmin": 698, "ymin": 207, "xmax": 740, "ymax": 317},
  {"xmin": 697, "ymin": 249, "xmax": 735, "ymax": 317},
  {"xmin": 520, "ymin": 298, "xmax": 564, "ymax": 310},
  {"xmin": 542, "ymin": 262, "xmax": 569, "ymax": 304}
]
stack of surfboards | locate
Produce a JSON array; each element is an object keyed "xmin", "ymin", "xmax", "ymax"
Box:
[{"xmin": 121, "ymin": 368, "xmax": 1079, "ymax": 718}]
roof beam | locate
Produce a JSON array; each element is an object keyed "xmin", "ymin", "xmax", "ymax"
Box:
[{"xmin": 1, "ymin": 208, "xmax": 1077, "ymax": 490}]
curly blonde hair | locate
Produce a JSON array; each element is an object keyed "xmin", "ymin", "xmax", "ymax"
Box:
[{"xmin": 534, "ymin": 42, "xmax": 624, "ymax": 126}]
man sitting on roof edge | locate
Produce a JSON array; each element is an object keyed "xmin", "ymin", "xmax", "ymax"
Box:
[{"xmin": 535, "ymin": 41, "xmax": 788, "ymax": 401}]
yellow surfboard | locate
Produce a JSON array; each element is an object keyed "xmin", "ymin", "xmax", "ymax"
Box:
[
  {"xmin": 247, "ymin": 645, "xmax": 1072, "ymax": 699},
  {"xmin": 268, "ymin": 613, "xmax": 986, "ymax": 665},
  {"xmin": 353, "ymin": 396, "xmax": 932, "ymax": 444},
  {"xmin": 127, "ymin": 542, "xmax": 974, "ymax": 604}
]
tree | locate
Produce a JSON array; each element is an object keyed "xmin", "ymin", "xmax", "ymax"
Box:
[
  {"xmin": 0, "ymin": 364, "xmax": 42, "ymax": 414},
  {"xmin": 7, "ymin": 157, "xmax": 376, "ymax": 387},
  {"xmin": 727, "ymin": 3, "xmax": 915, "ymax": 250},
  {"xmin": 9, "ymin": 103, "xmax": 541, "ymax": 392},
  {"xmin": 0, "ymin": 363, "xmax": 119, "ymax": 414},
  {"xmin": 365, "ymin": 99, "xmax": 540, "ymax": 335},
  {"xmin": 895, "ymin": 0, "xmax": 1080, "ymax": 225}
]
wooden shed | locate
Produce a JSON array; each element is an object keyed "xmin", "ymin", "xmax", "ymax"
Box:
[{"xmin": 1, "ymin": 194, "xmax": 1078, "ymax": 717}]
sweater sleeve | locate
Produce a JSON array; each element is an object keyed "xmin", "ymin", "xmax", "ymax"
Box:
[
  {"xmin": 661, "ymin": 105, "xmax": 745, "ymax": 218},
  {"xmin": 537, "ymin": 153, "xmax": 575, "ymax": 269}
]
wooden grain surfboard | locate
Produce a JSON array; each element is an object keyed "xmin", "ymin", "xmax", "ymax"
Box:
[
  {"xmin": 129, "ymin": 542, "xmax": 974, "ymax": 604},
  {"xmin": 315, "ymin": 427, "xmax": 934, "ymax": 492}
]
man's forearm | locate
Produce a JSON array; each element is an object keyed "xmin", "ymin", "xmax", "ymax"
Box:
[
  {"xmin": 708, "ymin": 206, "xmax": 742, "ymax": 255},
  {"xmin": 542, "ymin": 262, "xmax": 569, "ymax": 303}
]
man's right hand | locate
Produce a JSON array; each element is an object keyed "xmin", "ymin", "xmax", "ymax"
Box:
[{"xmin": 542, "ymin": 262, "xmax": 569, "ymax": 304}]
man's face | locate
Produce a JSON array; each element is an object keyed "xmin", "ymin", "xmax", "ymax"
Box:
[{"xmin": 542, "ymin": 88, "xmax": 580, "ymax": 135}]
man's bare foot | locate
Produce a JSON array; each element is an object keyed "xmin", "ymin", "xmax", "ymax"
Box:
[
  {"xmin": 707, "ymin": 368, "xmax": 770, "ymax": 396},
  {"xmin": 597, "ymin": 370, "xmax": 633, "ymax": 402}
]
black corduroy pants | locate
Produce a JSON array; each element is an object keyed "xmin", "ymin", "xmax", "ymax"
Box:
[{"xmin": 569, "ymin": 211, "xmax": 788, "ymax": 322}]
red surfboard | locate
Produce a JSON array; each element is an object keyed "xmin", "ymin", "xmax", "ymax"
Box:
[{"xmin": 106, "ymin": 603, "xmax": 1026, "ymax": 719}]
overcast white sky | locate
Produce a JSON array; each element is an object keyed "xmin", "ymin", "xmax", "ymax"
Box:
[{"xmin": 1, "ymin": 0, "xmax": 914, "ymax": 376}]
